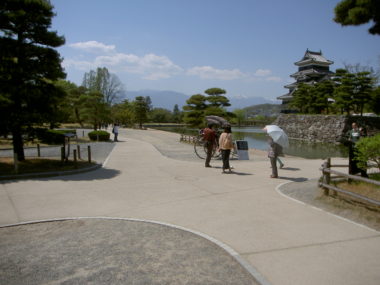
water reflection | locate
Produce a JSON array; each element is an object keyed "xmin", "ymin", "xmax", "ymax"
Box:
[{"xmin": 232, "ymin": 127, "xmax": 348, "ymax": 159}]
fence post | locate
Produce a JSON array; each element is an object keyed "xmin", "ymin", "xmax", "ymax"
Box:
[
  {"xmin": 73, "ymin": 149, "xmax": 77, "ymax": 168},
  {"xmin": 13, "ymin": 152, "xmax": 19, "ymax": 174},
  {"xmin": 322, "ymin": 158, "xmax": 330, "ymax": 196},
  {"xmin": 37, "ymin": 143, "xmax": 41, "ymax": 157},
  {"xmin": 88, "ymin": 145, "xmax": 91, "ymax": 163},
  {"xmin": 61, "ymin": 147, "xmax": 65, "ymax": 163},
  {"xmin": 77, "ymin": 145, "xmax": 81, "ymax": 159}
]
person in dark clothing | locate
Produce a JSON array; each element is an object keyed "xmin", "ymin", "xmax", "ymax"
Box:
[
  {"xmin": 346, "ymin": 122, "xmax": 368, "ymax": 177},
  {"xmin": 267, "ymin": 136, "xmax": 281, "ymax": 178},
  {"xmin": 203, "ymin": 123, "xmax": 216, "ymax": 167}
]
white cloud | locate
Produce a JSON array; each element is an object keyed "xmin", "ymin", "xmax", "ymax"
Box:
[
  {"xmin": 69, "ymin": 41, "xmax": 116, "ymax": 53},
  {"xmin": 66, "ymin": 42, "xmax": 182, "ymax": 80},
  {"xmin": 254, "ymin": 69, "xmax": 272, "ymax": 76},
  {"xmin": 187, "ymin": 66, "xmax": 246, "ymax": 80}
]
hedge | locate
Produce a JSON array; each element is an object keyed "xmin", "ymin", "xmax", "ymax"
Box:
[
  {"xmin": 88, "ymin": 130, "xmax": 110, "ymax": 141},
  {"xmin": 35, "ymin": 128, "xmax": 76, "ymax": 145}
]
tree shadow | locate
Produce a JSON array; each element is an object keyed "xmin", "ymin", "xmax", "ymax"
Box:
[
  {"xmin": 279, "ymin": 177, "xmax": 308, "ymax": 182},
  {"xmin": 3, "ymin": 167, "xmax": 121, "ymax": 183}
]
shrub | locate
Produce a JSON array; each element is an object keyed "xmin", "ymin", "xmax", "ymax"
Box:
[
  {"xmin": 35, "ymin": 128, "xmax": 76, "ymax": 145},
  {"xmin": 355, "ymin": 134, "xmax": 380, "ymax": 171},
  {"xmin": 88, "ymin": 130, "xmax": 110, "ymax": 141}
]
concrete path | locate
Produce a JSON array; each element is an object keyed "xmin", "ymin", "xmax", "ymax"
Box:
[{"xmin": 1, "ymin": 128, "xmax": 380, "ymax": 285}]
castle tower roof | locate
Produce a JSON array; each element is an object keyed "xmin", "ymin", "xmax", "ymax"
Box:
[{"xmin": 295, "ymin": 49, "xmax": 334, "ymax": 66}]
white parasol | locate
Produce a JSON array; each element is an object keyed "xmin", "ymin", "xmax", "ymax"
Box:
[
  {"xmin": 205, "ymin": 115, "xmax": 230, "ymax": 127},
  {"xmin": 264, "ymin": 125, "xmax": 289, "ymax": 148}
]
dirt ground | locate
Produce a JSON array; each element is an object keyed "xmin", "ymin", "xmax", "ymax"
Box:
[{"xmin": 279, "ymin": 179, "xmax": 380, "ymax": 232}]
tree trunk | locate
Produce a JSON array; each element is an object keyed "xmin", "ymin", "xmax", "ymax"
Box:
[{"xmin": 12, "ymin": 125, "xmax": 25, "ymax": 161}]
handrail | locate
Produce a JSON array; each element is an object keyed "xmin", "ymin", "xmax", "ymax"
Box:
[{"xmin": 320, "ymin": 158, "xmax": 380, "ymax": 206}]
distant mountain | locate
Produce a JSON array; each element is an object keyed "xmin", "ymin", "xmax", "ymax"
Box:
[
  {"xmin": 124, "ymin": 90, "xmax": 189, "ymax": 110},
  {"xmin": 227, "ymin": 96, "xmax": 279, "ymax": 110},
  {"xmin": 123, "ymin": 89, "xmax": 279, "ymax": 111},
  {"xmin": 244, "ymin": 103, "xmax": 283, "ymax": 117}
]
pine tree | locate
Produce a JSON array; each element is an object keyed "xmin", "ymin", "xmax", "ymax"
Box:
[{"xmin": 0, "ymin": 0, "xmax": 66, "ymax": 160}]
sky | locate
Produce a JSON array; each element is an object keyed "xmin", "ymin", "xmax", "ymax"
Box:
[{"xmin": 50, "ymin": 0, "xmax": 380, "ymax": 101}]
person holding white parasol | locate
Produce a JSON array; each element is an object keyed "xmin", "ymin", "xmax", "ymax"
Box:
[{"xmin": 263, "ymin": 125, "xmax": 289, "ymax": 178}]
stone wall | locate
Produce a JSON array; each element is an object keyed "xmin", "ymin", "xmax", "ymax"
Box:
[{"xmin": 273, "ymin": 114, "xmax": 380, "ymax": 143}]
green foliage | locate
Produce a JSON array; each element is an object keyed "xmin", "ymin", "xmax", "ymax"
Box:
[
  {"xmin": 88, "ymin": 130, "xmax": 110, "ymax": 141},
  {"xmin": 132, "ymin": 96, "xmax": 149, "ymax": 128},
  {"xmin": 232, "ymin": 109, "xmax": 246, "ymax": 126},
  {"xmin": 0, "ymin": 0, "xmax": 66, "ymax": 160},
  {"xmin": 111, "ymin": 100, "xmax": 133, "ymax": 126},
  {"xmin": 78, "ymin": 91, "xmax": 110, "ymax": 130},
  {"xmin": 149, "ymin": 108, "xmax": 173, "ymax": 123},
  {"xmin": 34, "ymin": 128, "xmax": 76, "ymax": 145},
  {"xmin": 334, "ymin": 0, "xmax": 380, "ymax": 35},
  {"xmin": 371, "ymin": 86, "xmax": 380, "ymax": 114},
  {"xmin": 183, "ymin": 89, "xmax": 232, "ymax": 127},
  {"xmin": 355, "ymin": 134, "xmax": 380, "ymax": 170}
]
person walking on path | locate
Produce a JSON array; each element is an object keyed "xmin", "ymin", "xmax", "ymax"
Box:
[
  {"xmin": 267, "ymin": 136, "xmax": 281, "ymax": 178},
  {"xmin": 203, "ymin": 123, "xmax": 216, "ymax": 168},
  {"xmin": 218, "ymin": 126, "xmax": 234, "ymax": 173},
  {"xmin": 346, "ymin": 122, "xmax": 368, "ymax": 177},
  {"xmin": 112, "ymin": 123, "xmax": 119, "ymax": 142}
]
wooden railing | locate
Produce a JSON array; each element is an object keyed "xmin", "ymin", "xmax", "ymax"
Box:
[
  {"xmin": 319, "ymin": 158, "xmax": 380, "ymax": 206},
  {"xmin": 179, "ymin": 134, "xmax": 197, "ymax": 144}
]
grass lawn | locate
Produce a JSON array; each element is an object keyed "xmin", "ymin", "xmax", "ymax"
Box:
[
  {"xmin": 335, "ymin": 173, "xmax": 380, "ymax": 202},
  {"xmin": 0, "ymin": 157, "xmax": 96, "ymax": 176}
]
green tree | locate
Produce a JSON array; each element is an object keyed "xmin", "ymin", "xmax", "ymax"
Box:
[
  {"xmin": 371, "ymin": 86, "xmax": 380, "ymax": 114},
  {"xmin": 355, "ymin": 134, "xmax": 380, "ymax": 171},
  {"xmin": 82, "ymin": 67, "xmax": 124, "ymax": 105},
  {"xmin": 333, "ymin": 69, "xmax": 356, "ymax": 114},
  {"xmin": 182, "ymin": 94, "xmax": 207, "ymax": 127},
  {"xmin": 204, "ymin": 88, "xmax": 231, "ymax": 108},
  {"xmin": 232, "ymin": 109, "xmax": 246, "ymax": 127},
  {"xmin": 111, "ymin": 100, "xmax": 133, "ymax": 126},
  {"xmin": 172, "ymin": 104, "xmax": 182, "ymax": 123},
  {"xmin": 0, "ymin": 0, "xmax": 66, "ymax": 160},
  {"xmin": 54, "ymin": 80, "xmax": 87, "ymax": 126},
  {"xmin": 334, "ymin": 0, "xmax": 380, "ymax": 35},
  {"xmin": 314, "ymin": 80, "xmax": 335, "ymax": 114},
  {"xmin": 290, "ymin": 83, "xmax": 314, "ymax": 113},
  {"xmin": 149, "ymin": 108, "xmax": 173, "ymax": 123},
  {"xmin": 352, "ymin": 71, "xmax": 374, "ymax": 115},
  {"xmin": 79, "ymin": 91, "xmax": 110, "ymax": 130},
  {"xmin": 132, "ymin": 96, "xmax": 149, "ymax": 128}
]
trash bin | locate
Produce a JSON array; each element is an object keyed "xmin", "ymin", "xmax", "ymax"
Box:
[{"xmin": 235, "ymin": 140, "xmax": 249, "ymax": 160}]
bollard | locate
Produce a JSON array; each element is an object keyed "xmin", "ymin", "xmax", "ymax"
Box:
[
  {"xmin": 37, "ymin": 144, "xmax": 41, "ymax": 157},
  {"xmin": 13, "ymin": 152, "xmax": 19, "ymax": 174},
  {"xmin": 77, "ymin": 145, "xmax": 81, "ymax": 159},
  {"xmin": 61, "ymin": 146, "xmax": 65, "ymax": 163},
  {"xmin": 83, "ymin": 130, "xmax": 85, "ymax": 137},
  {"xmin": 73, "ymin": 149, "xmax": 77, "ymax": 168},
  {"xmin": 88, "ymin": 145, "xmax": 91, "ymax": 163}
]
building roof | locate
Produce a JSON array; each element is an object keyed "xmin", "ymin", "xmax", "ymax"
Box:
[
  {"xmin": 291, "ymin": 68, "xmax": 333, "ymax": 78},
  {"xmin": 295, "ymin": 49, "xmax": 333, "ymax": 66}
]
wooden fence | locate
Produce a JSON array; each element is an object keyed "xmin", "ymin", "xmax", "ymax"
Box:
[
  {"xmin": 319, "ymin": 158, "xmax": 380, "ymax": 207},
  {"xmin": 179, "ymin": 134, "xmax": 197, "ymax": 144}
]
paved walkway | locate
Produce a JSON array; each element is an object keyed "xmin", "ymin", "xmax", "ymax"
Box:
[{"xmin": 1, "ymin": 128, "xmax": 380, "ymax": 285}]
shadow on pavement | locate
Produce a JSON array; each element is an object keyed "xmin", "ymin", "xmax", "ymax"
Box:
[{"xmin": 279, "ymin": 177, "xmax": 308, "ymax": 182}]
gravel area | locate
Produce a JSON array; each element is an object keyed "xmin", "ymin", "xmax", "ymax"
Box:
[{"xmin": 0, "ymin": 219, "xmax": 259, "ymax": 285}]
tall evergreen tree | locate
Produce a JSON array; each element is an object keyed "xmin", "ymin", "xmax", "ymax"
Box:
[
  {"xmin": 0, "ymin": 0, "xmax": 66, "ymax": 160},
  {"xmin": 334, "ymin": 0, "xmax": 380, "ymax": 35},
  {"xmin": 132, "ymin": 96, "xmax": 149, "ymax": 128}
]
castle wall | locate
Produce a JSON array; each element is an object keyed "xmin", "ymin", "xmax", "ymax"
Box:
[{"xmin": 273, "ymin": 114, "xmax": 380, "ymax": 143}]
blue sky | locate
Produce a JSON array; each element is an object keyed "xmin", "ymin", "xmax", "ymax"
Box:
[{"xmin": 51, "ymin": 0, "xmax": 380, "ymax": 101}]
